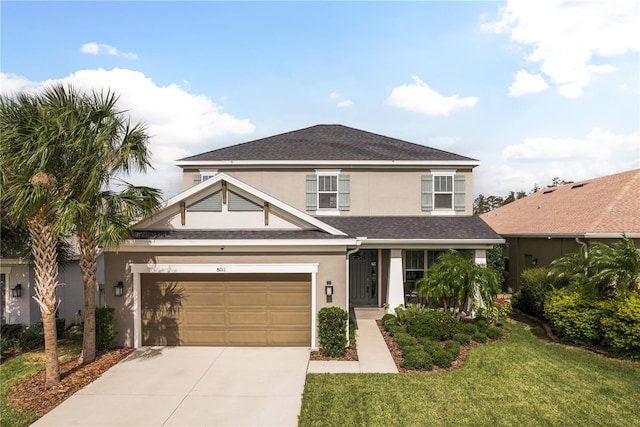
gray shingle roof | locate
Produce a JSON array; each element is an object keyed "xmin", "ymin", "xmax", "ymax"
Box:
[
  {"xmin": 130, "ymin": 229, "xmax": 348, "ymax": 240},
  {"xmin": 179, "ymin": 125, "xmax": 476, "ymax": 162},
  {"xmin": 320, "ymin": 216, "xmax": 502, "ymax": 240},
  {"xmin": 131, "ymin": 216, "xmax": 501, "ymax": 241}
]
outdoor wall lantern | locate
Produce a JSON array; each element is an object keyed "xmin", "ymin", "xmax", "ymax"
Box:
[
  {"xmin": 531, "ymin": 258, "xmax": 538, "ymax": 267},
  {"xmin": 114, "ymin": 281, "xmax": 124, "ymax": 297},
  {"xmin": 11, "ymin": 284, "xmax": 22, "ymax": 298},
  {"xmin": 325, "ymin": 281, "xmax": 333, "ymax": 303}
]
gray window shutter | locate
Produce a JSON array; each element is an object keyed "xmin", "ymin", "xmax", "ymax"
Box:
[
  {"xmin": 193, "ymin": 174, "xmax": 201, "ymax": 186},
  {"xmin": 187, "ymin": 191, "xmax": 222, "ymax": 212},
  {"xmin": 338, "ymin": 175, "xmax": 350, "ymax": 211},
  {"xmin": 306, "ymin": 175, "xmax": 317, "ymax": 211},
  {"xmin": 228, "ymin": 191, "xmax": 263, "ymax": 211},
  {"xmin": 454, "ymin": 175, "xmax": 466, "ymax": 211},
  {"xmin": 421, "ymin": 175, "xmax": 433, "ymax": 211}
]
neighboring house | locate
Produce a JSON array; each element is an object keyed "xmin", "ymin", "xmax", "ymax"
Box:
[
  {"xmin": 1, "ymin": 251, "xmax": 104, "ymax": 328},
  {"xmin": 103, "ymin": 124, "xmax": 503, "ymax": 349},
  {"xmin": 481, "ymin": 169, "xmax": 640, "ymax": 291}
]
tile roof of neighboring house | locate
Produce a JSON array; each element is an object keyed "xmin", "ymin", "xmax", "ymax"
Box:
[
  {"xmin": 320, "ymin": 216, "xmax": 503, "ymax": 240},
  {"xmin": 178, "ymin": 124, "xmax": 476, "ymax": 162},
  {"xmin": 481, "ymin": 169, "xmax": 640, "ymax": 236}
]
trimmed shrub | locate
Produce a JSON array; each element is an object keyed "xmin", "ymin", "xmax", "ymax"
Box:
[
  {"xmin": 473, "ymin": 332, "xmax": 488, "ymax": 343},
  {"xmin": 56, "ymin": 317, "xmax": 66, "ymax": 338},
  {"xmin": 402, "ymin": 348, "xmax": 433, "ymax": 370},
  {"xmin": 96, "ymin": 307, "xmax": 118, "ymax": 351},
  {"xmin": 395, "ymin": 333, "xmax": 419, "ymax": 351},
  {"xmin": 486, "ymin": 327, "xmax": 504, "ymax": 340},
  {"xmin": 473, "ymin": 319, "xmax": 490, "ymax": 334},
  {"xmin": 422, "ymin": 340, "xmax": 442, "ymax": 357},
  {"xmin": 388, "ymin": 325, "xmax": 406, "ymax": 337},
  {"xmin": 443, "ymin": 340, "xmax": 461, "ymax": 358},
  {"xmin": 512, "ymin": 267, "xmax": 553, "ymax": 319},
  {"xmin": 405, "ymin": 310, "xmax": 463, "ymax": 341},
  {"xmin": 544, "ymin": 288, "xmax": 602, "ymax": 347},
  {"xmin": 432, "ymin": 348, "xmax": 455, "ymax": 368},
  {"xmin": 452, "ymin": 333, "xmax": 471, "ymax": 346},
  {"xmin": 20, "ymin": 323, "xmax": 44, "ymax": 350},
  {"xmin": 462, "ymin": 323, "xmax": 478, "ymax": 336},
  {"xmin": 318, "ymin": 306, "xmax": 348, "ymax": 357},
  {"xmin": 382, "ymin": 315, "xmax": 400, "ymax": 331},
  {"xmin": 599, "ymin": 293, "xmax": 640, "ymax": 358}
]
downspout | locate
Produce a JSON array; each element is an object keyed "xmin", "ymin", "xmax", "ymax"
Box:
[
  {"xmin": 575, "ymin": 237, "xmax": 588, "ymax": 258},
  {"xmin": 345, "ymin": 241, "xmax": 363, "ymax": 348}
]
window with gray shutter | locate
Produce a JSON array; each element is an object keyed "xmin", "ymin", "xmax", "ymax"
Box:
[
  {"xmin": 193, "ymin": 174, "xmax": 202, "ymax": 186},
  {"xmin": 305, "ymin": 175, "xmax": 317, "ymax": 211},
  {"xmin": 421, "ymin": 175, "xmax": 433, "ymax": 211},
  {"xmin": 187, "ymin": 191, "xmax": 222, "ymax": 212},
  {"xmin": 338, "ymin": 175, "xmax": 350, "ymax": 211},
  {"xmin": 454, "ymin": 175, "xmax": 466, "ymax": 211},
  {"xmin": 228, "ymin": 191, "xmax": 263, "ymax": 211}
]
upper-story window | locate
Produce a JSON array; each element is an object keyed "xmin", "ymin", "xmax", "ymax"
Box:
[
  {"xmin": 306, "ymin": 172, "xmax": 350, "ymax": 214},
  {"xmin": 433, "ymin": 175, "xmax": 453, "ymax": 209},
  {"xmin": 318, "ymin": 175, "xmax": 338, "ymax": 209},
  {"xmin": 422, "ymin": 173, "xmax": 466, "ymax": 213},
  {"xmin": 192, "ymin": 171, "xmax": 217, "ymax": 186}
]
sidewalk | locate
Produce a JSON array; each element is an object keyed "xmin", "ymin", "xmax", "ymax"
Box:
[{"xmin": 307, "ymin": 307, "xmax": 398, "ymax": 374}]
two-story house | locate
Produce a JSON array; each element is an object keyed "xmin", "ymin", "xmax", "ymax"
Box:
[{"xmin": 103, "ymin": 125, "xmax": 502, "ymax": 349}]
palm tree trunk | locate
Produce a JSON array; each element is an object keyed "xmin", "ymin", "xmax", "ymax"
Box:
[
  {"xmin": 29, "ymin": 214, "xmax": 60, "ymax": 386},
  {"xmin": 78, "ymin": 230, "xmax": 97, "ymax": 364}
]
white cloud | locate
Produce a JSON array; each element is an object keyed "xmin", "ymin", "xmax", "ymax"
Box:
[
  {"xmin": 474, "ymin": 128, "xmax": 640, "ymax": 196},
  {"xmin": 81, "ymin": 42, "xmax": 138, "ymax": 60},
  {"xmin": 329, "ymin": 91, "xmax": 353, "ymax": 108},
  {"xmin": 337, "ymin": 100, "xmax": 353, "ymax": 108},
  {"xmin": 509, "ymin": 69, "xmax": 549, "ymax": 96},
  {"xmin": 484, "ymin": 0, "xmax": 640, "ymax": 98},
  {"xmin": 1, "ymin": 69, "xmax": 256, "ymax": 199},
  {"xmin": 386, "ymin": 76, "xmax": 478, "ymax": 116}
]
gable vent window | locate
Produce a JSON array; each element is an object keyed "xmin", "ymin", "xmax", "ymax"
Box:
[
  {"xmin": 228, "ymin": 191, "xmax": 263, "ymax": 212},
  {"xmin": 306, "ymin": 174, "xmax": 350, "ymax": 212},
  {"xmin": 187, "ymin": 191, "xmax": 222, "ymax": 212}
]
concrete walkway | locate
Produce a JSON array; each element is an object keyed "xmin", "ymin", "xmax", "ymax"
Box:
[
  {"xmin": 32, "ymin": 347, "xmax": 309, "ymax": 427},
  {"xmin": 307, "ymin": 307, "xmax": 398, "ymax": 374}
]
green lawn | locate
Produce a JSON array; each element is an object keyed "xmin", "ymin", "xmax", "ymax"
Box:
[
  {"xmin": 1, "ymin": 341, "xmax": 81, "ymax": 427},
  {"xmin": 299, "ymin": 314, "xmax": 640, "ymax": 427}
]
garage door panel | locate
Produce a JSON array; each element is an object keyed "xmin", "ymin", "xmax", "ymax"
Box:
[
  {"xmin": 270, "ymin": 292, "xmax": 309, "ymax": 307},
  {"xmin": 228, "ymin": 292, "xmax": 269, "ymax": 307},
  {"xmin": 270, "ymin": 311, "xmax": 310, "ymax": 326},
  {"xmin": 184, "ymin": 310, "xmax": 226, "ymax": 326},
  {"xmin": 141, "ymin": 273, "xmax": 311, "ymax": 346}
]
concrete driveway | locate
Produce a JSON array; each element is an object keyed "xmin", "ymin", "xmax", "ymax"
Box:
[{"xmin": 32, "ymin": 347, "xmax": 310, "ymax": 427}]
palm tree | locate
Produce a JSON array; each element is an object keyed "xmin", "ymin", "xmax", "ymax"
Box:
[
  {"xmin": 416, "ymin": 250, "xmax": 500, "ymax": 315},
  {"xmin": 0, "ymin": 91, "xmax": 72, "ymax": 385},
  {"xmin": 43, "ymin": 85, "xmax": 161, "ymax": 364},
  {"xmin": 551, "ymin": 238, "xmax": 640, "ymax": 299}
]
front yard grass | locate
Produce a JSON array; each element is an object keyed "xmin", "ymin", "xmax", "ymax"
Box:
[
  {"xmin": 299, "ymin": 313, "xmax": 640, "ymax": 427},
  {"xmin": 1, "ymin": 341, "xmax": 81, "ymax": 427}
]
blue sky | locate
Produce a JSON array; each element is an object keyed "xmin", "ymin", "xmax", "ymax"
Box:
[{"xmin": 2, "ymin": 1, "xmax": 639, "ymax": 200}]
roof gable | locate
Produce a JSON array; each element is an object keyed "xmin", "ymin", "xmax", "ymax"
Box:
[
  {"xmin": 481, "ymin": 169, "xmax": 640, "ymax": 236},
  {"xmin": 134, "ymin": 173, "xmax": 347, "ymax": 236},
  {"xmin": 177, "ymin": 124, "xmax": 477, "ymax": 163}
]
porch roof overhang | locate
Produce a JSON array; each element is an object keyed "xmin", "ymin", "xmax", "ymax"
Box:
[{"xmin": 356, "ymin": 238, "xmax": 503, "ymax": 249}]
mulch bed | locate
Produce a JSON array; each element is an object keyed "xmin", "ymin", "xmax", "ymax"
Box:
[
  {"xmin": 376, "ymin": 319, "xmax": 509, "ymax": 374},
  {"xmin": 310, "ymin": 348, "xmax": 358, "ymax": 361},
  {"xmin": 7, "ymin": 347, "xmax": 134, "ymax": 417}
]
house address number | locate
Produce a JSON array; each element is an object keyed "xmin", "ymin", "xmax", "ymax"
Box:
[{"xmin": 216, "ymin": 267, "xmax": 226, "ymax": 272}]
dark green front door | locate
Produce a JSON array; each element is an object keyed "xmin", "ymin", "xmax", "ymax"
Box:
[{"xmin": 349, "ymin": 250, "xmax": 378, "ymax": 306}]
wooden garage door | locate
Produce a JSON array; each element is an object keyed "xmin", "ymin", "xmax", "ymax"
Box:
[{"xmin": 141, "ymin": 273, "xmax": 311, "ymax": 346}]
